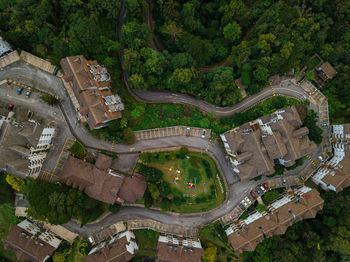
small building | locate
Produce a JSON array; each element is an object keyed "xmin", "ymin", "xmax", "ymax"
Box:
[
  {"xmin": 312, "ymin": 124, "xmax": 350, "ymax": 192},
  {"xmin": 220, "ymin": 106, "xmax": 317, "ymax": 180},
  {"xmin": 85, "ymin": 231, "xmax": 138, "ymax": 262},
  {"xmin": 60, "ymin": 153, "xmax": 147, "ymax": 204},
  {"xmin": 0, "ymin": 36, "xmax": 12, "ymax": 57},
  {"xmin": 4, "ymin": 219, "xmax": 61, "ymax": 262},
  {"xmin": 60, "ymin": 56, "xmax": 124, "ymax": 130},
  {"xmin": 88, "ymin": 222, "xmax": 126, "ymax": 245},
  {"xmin": 157, "ymin": 235, "xmax": 204, "ymax": 262},
  {"xmin": 316, "ymin": 62, "xmax": 337, "ymax": 83},
  {"xmin": 0, "ymin": 110, "xmax": 55, "ymax": 178},
  {"xmin": 225, "ymin": 186, "xmax": 324, "ymax": 254}
]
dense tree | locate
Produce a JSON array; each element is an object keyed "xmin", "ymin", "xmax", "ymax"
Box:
[
  {"xmin": 223, "ymin": 22, "xmax": 241, "ymax": 44},
  {"xmin": 6, "ymin": 174, "xmax": 25, "ymax": 192}
]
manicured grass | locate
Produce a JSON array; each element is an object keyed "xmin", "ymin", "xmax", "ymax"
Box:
[
  {"xmin": 134, "ymin": 229, "xmax": 160, "ymax": 258},
  {"xmin": 144, "ymin": 151, "xmax": 226, "ymax": 213},
  {"xmin": 0, "ymin": 202, "xmax": 21, "ymax": 262}
]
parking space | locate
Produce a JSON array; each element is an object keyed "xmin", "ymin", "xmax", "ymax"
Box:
[
  {"xmin": 38, "ymin": 137, "xmax": 75, "ymax": 182},
  {"xmin": 20, "ymin": 51, "xmax": 57, "ymax": 74},
  {"xmin": 134, "ymin": 126, "xmax": 210, "ymax": 141},
  {"xmin": 127, "ymin": 219, "xmax": 198, "ymax": 237}
]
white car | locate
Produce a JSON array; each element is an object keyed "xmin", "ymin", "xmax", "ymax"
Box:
[
  {"xmin": 244, "ymin": 197, "xmax": 251, "ymax": 205},
  {"xmin": 260, "ymin": 185, "xmax": 266, "ymax": 193},
  {"xmin": 241, "ymin": 200, "xmax": 249, "ymax": 208},
  {"xmin": 186, "ymin": 127, "xmax": 190, "ymax": 137}
]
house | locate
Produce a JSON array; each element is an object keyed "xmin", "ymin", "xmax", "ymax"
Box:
[
  {"xmin": 0, "ymin": 110, "xmax": 55, "ymax": 178},
  {"xmin": 60, "ymin": 56, "xmax": 124, "ymax": 130},
  {"xmin": 85, "ymin": 231, "xmax": 138, "ymax": 262},
  {"xmin": 60, "ymin": 153, "xmax": 147, "ymax": 204},
  {"xmin": 225, "ymin": 186, "xmax": 324, "ymax": 253},
  {"xmin": 220, "ymin": 106, "xmax": 317, "ymax": 180},
  {"xmin": 157, "ymin": 235, "xmax": 204, "ymax": 262},
  {"xmin": 312, "ymin": 124, "xmax": 350, "ymax": 192},
  {"xmin": 316, "ymin": 62, "xmax": 337, "ymax": 83},
  {"xmin": 4, "ymin": 220, "xmax": 61, "ymax": 262}
]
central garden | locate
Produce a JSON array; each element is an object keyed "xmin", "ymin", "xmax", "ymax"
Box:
[{"xmin": 136, "ymin": 148, "xmax": 226, "ymax": 213}]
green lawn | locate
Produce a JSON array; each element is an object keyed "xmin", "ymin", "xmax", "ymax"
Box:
[
  {"xmin": 0, "ymin": 203, "xmax": 21, "ymax": 262},
  {"xmin": 133, "ymin": 229, "xmax": 160, "ymax": 258},
  {"xmin": 144, "ymin": 151, "xmax": 226, "ymax": 213}
]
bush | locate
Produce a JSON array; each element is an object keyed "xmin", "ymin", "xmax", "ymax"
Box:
[
  {"xmin": 137, "ymin": 164, "xmax": 163, "ymax": 183},
  {"xmin": 40, "ymin": 94, "xmax": 59, "ymax": 105},
  {"xmin": 6, "ymin": 174, "xmax": 25, "ymax": 192},
  {"xmin": 257, "ymin": 204, "xmax": 266, "ymax": 213},
  {"xmin": 109, "ymin": 204, "xmax": 121, "ymax": 214},
  {"xmin": 122, "ymin": 128, "xmax": 136, "ymax": 145},
  {"xmin": 190, "ymin": 156, "xmax": 202, "ymax": 168},
  {"xmin": 160, "ymin": 197, "xmax": 171, "ymax": 212},
  {"xmin": 173, "ymin": 196, "xmax": 182, "ymax": 206},
  {"xmin": 68, "ymin": 140, "xmax": 86, "ymax": 159},
  {"xmin": 0, "ymin": 172, "xmax": 15, "ymax": 204},
  {"xmin": 144, "ymin": 188, "xmax": 154, "ymax": 209}
]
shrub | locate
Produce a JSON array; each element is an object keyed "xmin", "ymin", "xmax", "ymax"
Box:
[
  {"xmin": 68, "ymin": 140, "xmax": 86, "ymax": 159},
  {"xmin": 257, "ymin": 204, "xmax": 266, "ymax": 213},
  {"xmin": 160, "ymin": 197, "xmax": 171, "ymax": 212},
  {"xmin": 122, "ymin": 128, "xmax": 136, "ymax": 145},
  {"xmin": 109, "ymin": 204, "xmax": 121, "ymax": 214},
  {"xmin": 173, "ymin": 196, "xmax": 182, "ymax": 206},
  {"xmin": 40, "ymin": 94, "xmax": 59, "ymax": 105},
  {"xmin": 190, "ymin": 156, "xmax": 202, "ymax": 168},
  {"xmin": 6, "ymin": 174, "xmax": 25, "ymax": 192}
]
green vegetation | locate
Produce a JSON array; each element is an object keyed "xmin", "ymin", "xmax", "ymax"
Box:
[
  {"xmin": 257, "ymin": 204, "xmax": 266, "ymax": 213},
  {"xmin": 53, "ymin": 238, "xmax": 88, "ymax": 262},
  {"xmin": 199, "ymin": 222, "xmax": 237, "ymax": 262},
  {"xmin": 267, "ymin": 158, "xmax": 305, "ymax": 178},
  {"xmin": 137, "ymin": 149, "xmax": 226, "ymax": 213},
  {"xmin": 306, "ymin": 56, "xmax": 321, "ymax": 70},
  {"xmin": 0, "ymin": 173, "xmax": 15, "ymax": 205},
  {"xmin": 243, "ymin": 187, "xmax": 350, "ymax": 261},
  {"xmin": 24, "ymin": 179, "xmax": 109, "ymax": 226},
  {"xmin": 262, "ymin": 188, "xmax": 284, "ymax": 206},
  {"xmin": 133, "ymin": 229, "xmax": 160, "ymax": 258},
  {"xmin": 68, "ymin": 140, "xmax": 86, "ymax": 159},
  {"xmin": 303, "ymin": 109, "xmax": 323, "ymax": 145},
  {"xmin": 5, "ymin": 174, "xmax": 25, "ymax": 193},
  {"xmin": 40, "ymin": 94, "xmax": 59, "ymax": 106}
]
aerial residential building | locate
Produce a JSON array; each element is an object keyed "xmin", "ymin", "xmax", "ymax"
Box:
[
  {"xmin": 316, "ymin": 62, "xmax": 337, "ymax": 83},
  {"xmin": 60, "ymin": 153, "xmax": 147, "ymax": 204},
  {"xmin": 220, "ymin": 106, "xmax": 317, "ymax": 180},
  {"xmin": 4, "ymin": 219, "xmax": 61, "ymax": 262},
  {"xmin": 225, "ymin": 186, "xmax": 324, "ymax": 254},
  {"xmin": 0, "ymin": 110, "xmax": 55, "ymax": 178},
  {"xmin": 312, "ymin": 124, "xmax": 350, "ymax": 192},
  {"xmin": 85, "ymin": 231, "xmax": 138, "ymax": 262},
  {"xmin": 157, "ymin": 235, "xmax": 204, "ymax": 262},
  {"xmin": 60, "ymin": 55, "xmax": 124, "ymax": 130}
]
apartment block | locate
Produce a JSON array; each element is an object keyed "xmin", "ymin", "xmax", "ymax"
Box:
[
  {"xmin": 225, "ymin": 186, "xmax": 324, "ymax": 254},
  {"xmin": 157, "ymin": 235, "xmax": 204, "ymax": 262},
  {"xmin": 312, "ymin": 124, "xmax": 350, "ymax": 192},
  {"xmin": 60, "ymin": 56, "xmax": 124, "ymax": 129},
  {"xmin": 221, "ymin": 106, "xmax": 317, "ymax": 180}
]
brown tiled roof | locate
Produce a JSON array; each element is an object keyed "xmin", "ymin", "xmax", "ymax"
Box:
[
  {"xmin": 85, "ymin": 235, "xmax": 136, "ymax": 262},
  {"xmin": 4, "ymin": 225, "xmax": 56, "ymax": 262},
  {"xmin": 118, "ymin": 173, "xmax": 147, "ymax": 203},
  {"xmin": 61, "ymin": 157, "xmax": 146, "ymax": 204},
  {"xmin": 320, "ymin": 62, "xmax": 337, "ymax": 79},
  {"xmin": 228, "ymin": 189, "xmax": 324, "ymax": 253},
  {"xmin": 157, "ymin": 242, "xmax": 204, "ymax": 262},
  {"xmin": 60, "ymin": 56, "xmax": 122, "ymax": 130},
  {"xmin": 222, "ymin": 106, "xmax": 317, "ymax": 180},
  {"xmin": 95, "ymin": 153, "xmax": 113, "ymax": 171}
]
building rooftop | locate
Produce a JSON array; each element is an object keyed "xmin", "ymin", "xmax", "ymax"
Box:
[
  {"xmin": 60, "ymin": 56, "xmax": 124, "ymax": 130},
  {"xmin": 221, "ymin": 106, "xmax": 317, "ymax": 180},
  {"xmin": 4, "ymin": 220, "xmax": 61, "ymax": 262},
  {"xmin": 85, "ymin": 231, "xmax": 138, "ymax": 262},
  {"xmin": 61, "ymin": 154, "xmax": 146, "ymax": 204},
  {"xmin": 226, "ymin": 186, "xmax": 324, "ymax": 253},
  {"xmin": 157, "ymin": 236, "xmax": 204, "ymax": 262},
  {"xmin": 317, "ymin": 62, "xmax": 337, "ymax": 81}
]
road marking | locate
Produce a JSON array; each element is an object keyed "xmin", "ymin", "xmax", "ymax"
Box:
[
  {"xmin": 206, "ymin": 140, "xmax": 212, "ymax": 152},
  {"xmin": 158, "ymin": 129, "xmax": 161, "ymax": 137},
  {"xmin": 154, "ymin": 129, "xmax": 157, "ymax": 138},
  {"xmin": 166, "ymin": 127, "xmax": 169, "ymax": 136},
  {"xmin": 306, "ymin": 155, "xmax": 316, "ymax": 166},
  {"xmin": 170, "ymin": 127, "xmax": 174, "ymax": 136},
  {"xmin": 148, "ymin": 130, "xmax": 153, "ymax": 139},
  {"xmin": 196, "ymin": 128, "xmax": 200, "ymax": 137},
  {"xmin": 162, "ymin": 128, "xmax": 165, "ymax": 137}
]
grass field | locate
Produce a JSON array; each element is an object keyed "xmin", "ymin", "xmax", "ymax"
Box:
[
  {"xmin": 145, "ymin": 151, "xmax": 226, "ymax": 213},
  {"xmin": 0, "ymin": 203, "xmax": 20, "ymax": 262}
]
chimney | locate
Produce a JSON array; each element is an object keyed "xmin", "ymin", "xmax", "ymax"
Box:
[{"xmin": 289, "ymin": 210, "xmax": 297, "ymax": 221}]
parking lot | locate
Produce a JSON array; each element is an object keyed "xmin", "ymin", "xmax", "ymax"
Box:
[
  {"xmin": 0, "ymin": 51, "xmax": 20, "ymax": 69},
  {"xmin": 20, "ymin": 51, "xmax": 57, "ymax": 74},
  {"xmin": 38, "ymin": 137, "xmax": 75, "ymax": 182},
  {"xmin": 127, "ymin": 219, "xmax": 198, "ymax": 238},
  {"xmin": 134, "ymin": 126, "xmax": 210, "ymax": 141}
]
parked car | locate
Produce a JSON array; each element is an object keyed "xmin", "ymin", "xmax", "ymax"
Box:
[
  {"xmin": 25, "ymin": 90, "xmax": 31, "ymax": 98},
  {"xmin": 263, "ymin": 183, "xmax": 269, "ymax": 190},
  {"xmin": 186, "ymin": 128, "xmax": 190, "ymax": 137},
  {"xmin": 17, "ymin": 86, "xmax": 23, "ymax": 95},
  {"xmin": 256, "ymin": 187, "xmax": 262, "ymax": 196},
  {"xmin": 241, "ymin": 200, "xmax": 249, "ymax": 208},
  {"xmin": 201, "ymin": 129, "xmax": 206, "ymax": 138},
  {"xmin": 239, "ymin": 203, "xmax": 245, "ymax": 211},
  {"xmin": 250, "ymin": 191, "xmax": 257, "ymax": 199},
  {"xmin": 244, "ymin": 197, "xmax": 251, "ymax": 205},
  {"xmin": 282, "ymin": 177, "xmax": 286, "ymax": 186},
  {"xmin": 260, "ymin": 185, "xmax": 266, "ymax": 193}
]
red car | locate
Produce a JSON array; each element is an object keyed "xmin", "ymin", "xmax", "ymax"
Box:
[
  {"xmin": 250, "ymin": 191, "xmax": 257, "ymax": 199},
  {"xmin": 263, "ymin": 183, "xmax": 269, "ymax": 190}
]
